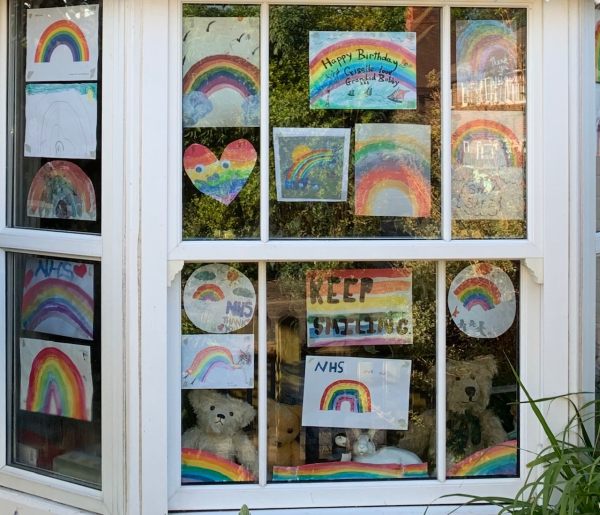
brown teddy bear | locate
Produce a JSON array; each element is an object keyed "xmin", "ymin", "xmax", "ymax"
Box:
[
  {"xmin": 267, "ymin": 399, "xmax": 304, "ymax": 468},
  {"xmin": 398, "ymin": 355, "xmax": 507, "ymax": 469}
]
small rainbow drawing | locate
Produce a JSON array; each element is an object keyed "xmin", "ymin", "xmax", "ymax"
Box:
[
  {"xmin": 355, "ymin": 135, "xmax": 431, "ymax": 217},
  {"xmin": 25, "ymin": 346, "xmax": 88, "ymax": 420},
  {"xmin": 182, "ymin": 346, "xmax": 236, "ymax": 384},
  {"xmin": 182, "ymin": 54, "xmax": 259, "ymax": 99},
  {"xmin": 181, "ymin": 448, "xmax": 255, "ymax": 483},
  {"xmin": 320, "ymin": 379, "xmax": 372, "ymax": 413},
  {"xmin": 285, "ymin": 147, "xmax": 336, "ymax": 188},
  {"xmin": 34, "ymin": 19, "xmax": 90, "ymax": 63},
  {"xmin": 453, "ymin": 276, "xmax": 502, "ymax": 312},
  {"xmin": 272, "ymin": 461, "xmax": 428, "ymax": 481},
  {"xmin": 192, "ymin": 284, "xmax": 225, "ymax": 302},
  {"xmin": 596, "ymin": 21, "xmax": 600, "ymax": 83},
  {"xmin": 448, "ymin": 440, "xmax": 517, "ymax": 477},
  {"xmin": 452, "ymin": 119, "xmax": 523, "ymax": 169},
  {"xmin": 27, "ymin": 160, "xmax": 96, "ymax": 221}
]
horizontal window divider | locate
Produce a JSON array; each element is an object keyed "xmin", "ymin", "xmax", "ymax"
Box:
[
  {"xmin": 236, "ymin": 0, "xmax": 533, "ymax": 8},
  {"xmin": 0, "ymin": 228, "xmax": 102, "ymax": 260}
]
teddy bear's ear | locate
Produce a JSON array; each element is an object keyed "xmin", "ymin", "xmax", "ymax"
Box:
[
  {"xmin": 288, "ymin": 404, "xmax": 302, "ymax": 422},
  {"xmin": 187, "ymin": 389, "xmax": 205, "ymax": 414},
  {"xmin": 474, "ymin": 354, "xmax": 498, "ymax": 377},
  {"xmin": 237, "ymin": 399, "xmax": 257, "ymax": 428}
]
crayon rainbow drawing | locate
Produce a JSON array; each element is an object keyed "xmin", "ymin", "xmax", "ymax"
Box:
[
  {"xmin": 192, "ymin": 283, "xmax": 225, "ymax": 302},
  {"xmin": 272, "ymin": 461, "xmax": 428, "ymax": 481},
  {"xmin": 182, "ymin": 448, "xmax": 255, "ymax": 483},
  {"xmin": 453, "ymin": 276, "xmax": 502, "ymax": 312},
  {"xmin": 355, "ymin": 124, "xmax": 431, "ymax": 217},
  {"xmin": 182, "ymin": 345, "xmax": 236, "ymax": 385},
  {"xmin": 448, "ymin": 440, "xmax": 517, "ymax": 477},
  {"xmin": 319, "ymin": 380, "xmax": 372, "ymax": 413},
  {"xmin": 34, "ymin": 20, "xmax": 90, "ymax": 63},
  {"xmin": 27, "ymin": 160, "xmax": 96, "ymax": 221}
]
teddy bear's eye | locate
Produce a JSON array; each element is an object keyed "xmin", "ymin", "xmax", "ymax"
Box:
[
  {"xmin": 455, "ymin": 376, "xmax": 461, "ymax": 381},
  {"xmin": 287, "ymin": 427, "xmax": 293, "ymax": 434},
  {"xmin": 210, "ymin": 405, "xmax": 215, "ymax": 411},
  {"xmin": 470, "ymin": 374, "xmax": 476, "ymax": 380},
  {"xmin": 229, "ymin": 411, "xmax": 234, "ymax": 417}
]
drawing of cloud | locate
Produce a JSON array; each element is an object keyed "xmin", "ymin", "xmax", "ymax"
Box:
[
  {"xmin": 195, "ymin": 271, "xmax": 216, "ymax": 281},
  {"xmin": 183, "ymin": 91, "xmax": 213, "ymax": 126},
  {"xmin": 241, "ymin": 95, "xmax": 259, "ymax": 126},
  {"xmin": 233, "ymin": 287, "xmax": 254, "ymax": 298}
]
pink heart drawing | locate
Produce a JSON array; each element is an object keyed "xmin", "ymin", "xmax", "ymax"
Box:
[
  {"xmin": 183, "ymin": 139, "xmax": 257, "ymax": 205},
  {"xmin": 74, "ymin": 264, "xmax": 88, "ymax": 278}
]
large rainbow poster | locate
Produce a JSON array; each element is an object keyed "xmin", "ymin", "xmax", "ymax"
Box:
[
  {"xmin": 21, "ymin": 257, "xmax": 95, "ymax": 341},
  {"xmin": 306, "ymin": 268, "xmax": 413, "ymax": 347},
  {"xmin": 309, "ymin": 31, "xmax": 417, "ymax": 110},
  {"xmin": 302, "ymin": 355, "xmax": 411, "ymax": 430},
  {"xmin": 355, "ymin": 123, "xmax": 431, "ymax": 217},
  {"xmin": 182, "ymin": 17, "xmax": 259, "ymax": 127},
  {"xmin": 26, "ymin": 6, "xmax": 99, "ymax": 82},
  {"xmin": 181, "ymin": 334, "xmax": 254, "ymax": 389},
  {"xmin": 19, "ymin": 338, "xmax": 93, "ymax": 421}
]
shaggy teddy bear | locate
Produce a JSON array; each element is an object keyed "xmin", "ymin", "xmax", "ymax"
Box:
[
  {"xmin": 398, "ymin": 355, "xmax": 507, "ymax": 468},
  {"xmin": 182, "ymin": 390, "xmax": 257, "ymax": 474},
  {"xmin": 267, "ymin": 399, "xmax": 305, "ymax": 468}
]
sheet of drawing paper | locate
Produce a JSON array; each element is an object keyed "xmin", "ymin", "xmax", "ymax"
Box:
[
  {"xmin": 306, "ymin": 268, "xmax": 413, "ymax": 347},
  {"xmin": 19, "ymin": 337, "xmax": 93, "ymax": 421},
  {"xmin": 302, "ymin": 355, "xmax": 411, "ymax": 430},
  {"xmin": 309, "ymin": 31, "xmax": 417, "ymax": 110},
  {"xmin": 273, "ymin": 127, "xmax": 350, "ymax": 202},
  {"xmin": 21, "ymin": 256, "xmax": 95, "ymax": 341},
  {"xmin": 183, "ymin": 264, "xmax": 256, "ymax": 333},
  {"xmin": 448, "ymin": 263, "xmax": 516, "ymax": 339},
  {"xmin": 25, "ymin": 83, "xmax": 97, "ymax": 159},
  {"xmin": 451, "ymin": 110, "xmax": 524, "ymax": 220},
  {"xmin": 26, "ymin": 5, "xmax": 99, "ymax": 82},
  {"xmin": 181, "ymin": 334, "xmax": 254, "ymax": 389},
  {"xmin": 355, "ymin": 123, "xmax": 431, "ymax": 217},
  {"xmin": 182, "ymin": 17, "xmax": 260, "ymax": 127}
]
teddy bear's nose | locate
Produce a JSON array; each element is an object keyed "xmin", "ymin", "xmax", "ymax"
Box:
[
  {"xmin": 465, "ymin": 386, "xmax": 476, "ymax": 399},
  {"xmin": 217, "ymin": 413, "xmax": 226, "ymax": 420}
]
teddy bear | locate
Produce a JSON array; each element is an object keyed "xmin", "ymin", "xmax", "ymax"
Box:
[
  {"xmin": 267, "ymin": 398, "xmax": 305, "ymax": 468},
  {"xmin": 398, "ymin": 355, "xmax": 508, "ymax": 469},
  {"xmin": 182, "ymin": 390, "xmax": 258, "ymax": 475}
]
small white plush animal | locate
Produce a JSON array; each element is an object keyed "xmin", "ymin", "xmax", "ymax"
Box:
[{"xmin": 351, "ymin": 429, "xmax": 422, "ymax": 465}]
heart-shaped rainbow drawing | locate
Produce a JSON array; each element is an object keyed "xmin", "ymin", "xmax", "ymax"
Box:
[{"xmin": 183, "ymin": 139, "xmax": 257, "ymax": 205}]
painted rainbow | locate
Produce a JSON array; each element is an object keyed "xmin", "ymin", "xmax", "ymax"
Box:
[
  {"xmin": 286, "ymin": 148, "xmax": 335, "ymax": 187},
  {"xmin": 192, "ymin": 284, "xmax": 225, "ymax": 302},
  {"xmin": 272, "ymin": 461, "xmax": 428, "ymax": 481},
  {"xmin": 448, "ymin": 440, "xmax": 517, "ymax": 477},
  {"xmin": 183, "ymin": 346, "xmax": 235, "ymax": 384},
  {"xmin": 34, "ymin": 19, "xmax": 90, "ymax": 63},
  {"xmin": 181, "ymin": 448, "xmax": 255, "ymax": 482},
  {"xmin": 453, "ymin": 276, "xmax": 502, "ymax": 312},
  {"xmin": 320, "ymin": 379, "xmax": 372, "ymax": 413}
]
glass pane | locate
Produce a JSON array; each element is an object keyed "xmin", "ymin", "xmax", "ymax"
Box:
[
  {"xmin": 182, "ymin": 4, "xmax": 261, "ymax": 240},
  {"xmin": 269, "ymin": 7, "xmax": 442, "ymax": 239},
  {"xmin": 446, "ymin": 261, "xmax": 519, "ymax": 478},
  {"xmin": 596, "ymin": 7, "xmax": 600, "ymax": 232},
  {"xmin": 596, "ymin": 256, "xmax": 600, "ymax": 398},
  {"xmin": 267, "ymin": 261, "xmax": 436, "ymax": 481},
  {"xmin": 180, "ymin": 263, "xmax": 258, "ymax": 484},
  {"xmin": 8, "ymin": 1, "xmax": 102, "ymax": 233},
  {"xmin": 451, "ymin": 8, "xmax": 527, "ymax": 239},
  {"xmin": 7, "ymin": 253, "xmax": 102, "ymax": 487}
]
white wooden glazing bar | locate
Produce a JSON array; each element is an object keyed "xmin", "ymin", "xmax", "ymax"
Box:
[
  {"xmin": 441, "ymin": 5, "xmax": 452, "ymax": 242},
  {"xmin": 0, "ymin": 0, "xmax": 6, "ymax": 234},
  {"xmin": 258, "ymin": 262, "xmax": 268, "ymax": 485},
  {"xmin": 596, "ymin": 233, "xmax": 600, "ymax": 254},
  {"xmin": 435, "ymin": 260, "xmax": 446, "ymax": 481},
  {"xmin": 260, "ymin": 3, "xmax": 270, "ymax": 243},
  {"xmin": 0, "ymin": 251, "xmax": 5, "ymax": 470},
  {"xmin": 0, "ymin": 228, "xmax": 102, "ymax": 260}
]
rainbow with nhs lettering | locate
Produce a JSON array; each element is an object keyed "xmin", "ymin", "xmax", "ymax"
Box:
[
  {"xmin": 320, "ymin": 379, "xmax": 372, "ymax": 413},
  {"xmin": 34, "ymin": 20, "xmax": 90, "ymax": 63}
]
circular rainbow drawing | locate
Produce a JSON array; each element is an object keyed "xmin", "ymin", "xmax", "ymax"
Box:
[
  {"xmin": 448, "ymin": 263, "xmax": 516, "ymax": 339},
  {"xmin": 34, "ymin": 19, "xmax": 90, "ymax": 63},
  {"xmin": 447, "ymin": 440, "xmax": 517, "ymax": 477},
  {"xmin": 27, "ymin": 160, "xmax": 97, "ymax": 221},
  {"xmin": 183, "ymin": 264, "xmax": 256, "ymax": 333},
  {"xmin": 319, "ymin": 379, "xmax": 372, "ymax": 413}
]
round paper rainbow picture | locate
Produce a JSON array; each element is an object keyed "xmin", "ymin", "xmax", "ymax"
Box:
[
  {"xmin": 183, "ymin": 264, "xmax": 256, "ymax": 333},
  {"xmin": 447, "ymin": 263, "xmax": 516, "ymax": 339}
]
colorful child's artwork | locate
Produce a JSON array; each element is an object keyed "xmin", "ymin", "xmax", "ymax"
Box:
[
  {"xmin": 183, "ymin": 139, "xmax": 256, "ymax": 205},
  {"xmin": 306, "ymin": 268, "xmax": 412, "ymax": 347},
  {"xmin": 26, "ymin": 5, "xmax": 99, "ymax": 82},
  {"xmin": 447, "ymin": 440, "xmax": 517, "ymax": 477},
  {"xmin": 182, "ymin": 17, "xmax": 259, "ymax": 127},
  {"xmin": 302, "ymin": 355, "xmax": 411, "ymax": 430},
  {"xmin": 355, "ymin": 123, "xmax": 431, "ymax": 217},
  {"xmin": 27, "ymin": 160, "xmax": 96, "ymax": 220},
  {"xmin": 25, "ymin": 83, "xmax": 97, "ymax": 159},
  {"xmin": 181, "ymin": 334, "xmax": 254, "ymax": 389},
  {"xmin": 19, "ymin": 338, "xmax": 93, "ymax": 422},
  {"xmin": 309, "ymin": 31, "xmax": 417, "ymax": 110},
  {"xmin": 596, "ymin": 14, "xmax": 600, "ymax": 83},
  {"xmin": 183, "ymin": 264, "xmax": 256, "ymax": 333},
  {"xmin": 273, "ymin": 128, "xmax": 350, "ymax": 202},
  {"xmin": 448, "ymin": 263, "xmax": 516, "ymax": 339},
  {"xmin": 272, "ymin": 461, "xmax": 428, "ymax": 481},
  {"xmin": 182, "ymin": 448, "xmax": 255, "ymax": 483},
  {"xmin": 451, "ymin": 110, "xmax": 524, "ymax": 220},
  {"xmin": 21, "ymin": 257, "xmax": 94, "ymax": 341}
]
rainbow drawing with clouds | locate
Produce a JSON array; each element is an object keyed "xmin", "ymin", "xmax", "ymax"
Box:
[
  {"xmin": 192, "ymin": 284, "xmax": 225, "ymax": 302},
  {"xmin": 27, "ymin": 160, "xmax": 96, "ymax": 221},
  {"xmin": 453, "ymin": 276, "xmax": 502, "ymax": 312},
  {"xmin": 355, "ymin": 124, "xmax": 431, "ymax": 217},
  {"xmin": 182, "ymin": 448, "xmax": 255, "ymax": 483},
  {"xmin": 309, "ymin": 32, "xmax": 416, "ymax": 110},
  {"xmin": 320, "ymin": 379, "xmax": 372, "ymax": 413},
  {"xmin": 272, "ymin": 461, "xmax": 428, "ymax": 481},
  {"xmin": 448, "ymin": 440, "xmax": 517, "ymax": 477},
  {"xmin": 182, "ymin": 346, "xmax": 236, "ymax": 385},
  {"xmin": 34, "ymin": 19, "xmax": 90, "ymax": 63}
]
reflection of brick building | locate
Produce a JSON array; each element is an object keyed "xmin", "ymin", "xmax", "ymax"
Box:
[{"xmin": 406, "ymin": 7, "xmax": 441, "ymax": 96}]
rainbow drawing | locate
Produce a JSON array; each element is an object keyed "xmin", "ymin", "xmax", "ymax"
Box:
[
  {"xmin": 320, "ymin": 380, "xmax": 372, "ymax": 413},
  {"xmin": 596, "ymin": 21, "xmax": 600, "ymax": 83},
  {"xmin": 34, "ymin": 19, "xmax": 90, "ymax": 63},
  {"xmin": 182, "ymin": 345, "xmax": 236, "ymax": 384},
  {"xmin": 285, "ymin": 147, "xmax": 335, "ymax": 188},
  {"xmin": 453, "ymin": 276, "xmax": 502, "ymax": 312},
  {"xmin": 27, "ymin": 160, "xmax": 96, "ymax": 221},
  {"xmin": 448, "ymin": 440, "xmax": 517, "ymax": 477},
  {"xmin": 272, "ymin": 461, "xmax": 428, "ymax": 481},
  {"xmin": 181, "ymin": 448, "xmax": 255, "ymax": 483},
  {"xmin": 355, "ymin": 124, "xmax": 431, "ymax": 217},
  {"xmin": 192, "ymin": 284, "xmax": 225, "ymax": 302}
]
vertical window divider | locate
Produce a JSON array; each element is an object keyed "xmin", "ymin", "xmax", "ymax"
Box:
[
  {"xmin": 0, "ymin": 251, "xmax": 6, "ymax": 469},
  {"xmin": 435, "ymin": 259, "xmax": 447, "ymax": 481},
  {"xmin": 258, "ymin": 260, "xmax": 268, "ymax": 486},
  {"xmin": 441, "ymin": 4, "xmax": 452, "ymax": 242},
  {"xmin": 260, "ymin": 2, "xmax": 270, "ymax": 243}
]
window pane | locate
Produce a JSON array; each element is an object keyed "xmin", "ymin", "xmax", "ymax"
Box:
[
  {"xmin": 182, "ymin": 4, "xmax": 261, "ymax": 240},
  {"xmin": 269, "ymin": 7, "xmax": 442, "ymax": 239},
  {"xmin": 446, "ymin": 261, "xmax": 519, "ymax": 478},
  {"xmin": 8, "ymin": 1, "xmax": 102, "ymax": 233},
  {"xmin": 180, "ymin": 263, "xmax": 258, "ymax": 484},
  {"xmin": 451, "ymin": 8, "xmax": 527, "ymax": 239},
  {"xmin": 267, "ymin": 261, "xmax": 436, "ymax": 481},
  {"xmin": 7, "ymin": 253, "xmax": 102, "ymax": 487}
]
